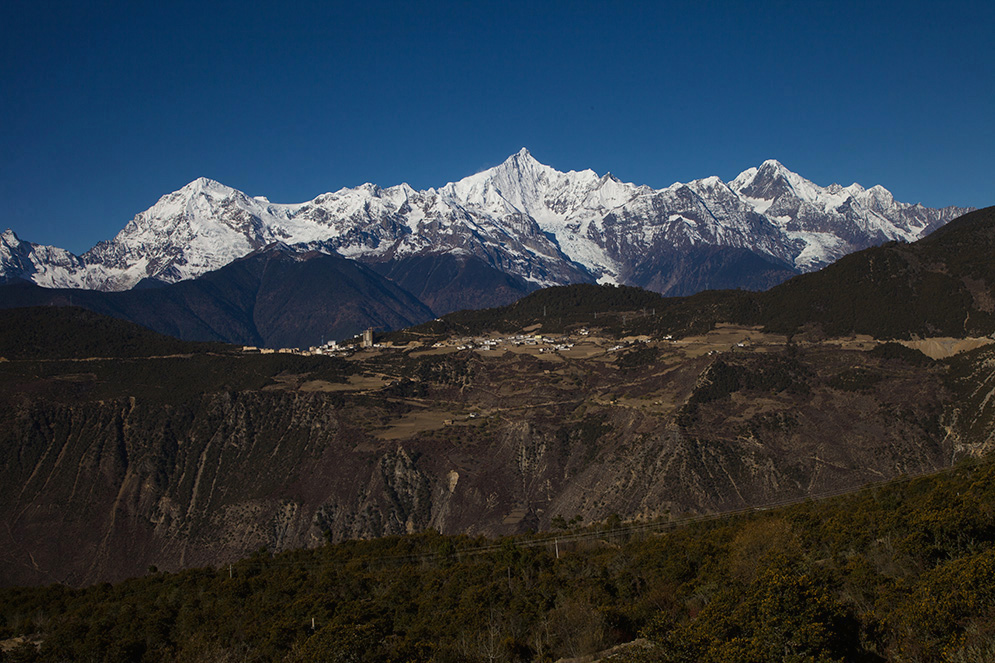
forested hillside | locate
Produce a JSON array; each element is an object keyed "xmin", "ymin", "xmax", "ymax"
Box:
[
  {"xmin": 3, "ymin": 458, "xmax": 995, "ymax": 662},
  {"xmin": 0, "ymin": 307, "xmax": 228, "ymax": 360}
]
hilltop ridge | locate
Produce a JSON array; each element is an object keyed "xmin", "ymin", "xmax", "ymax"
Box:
[{"xmin": 1, "ymin": 152, "xmax": 971, "ymax": 315}]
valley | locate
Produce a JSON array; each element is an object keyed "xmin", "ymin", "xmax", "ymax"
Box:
[
  {"xmin": 2, "ymin": 207, "xmax": 995, "ymax": 662},
  {"xmin": 0, "ymin": 305, "xmax": 979, "ymax": 587}
]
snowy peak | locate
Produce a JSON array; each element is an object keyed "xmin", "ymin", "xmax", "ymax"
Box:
[
  {"xmin": 496, "ymin": 147, "xmax": 547, "ymax": 181},
  {"xmin": 864, "ymin": 184, "xmax": 895, "ymax": 209},
  {"xmin": 0, "ymin": 227, "xmax": 90, "ymax": 288},
  {"xmin": 160, "ymin": 177, "xmax": 242, "ymax": 211},
  {"xmin": 508, "ymin": 146, "xmax": 541, "ymax": 169},
  {"xmin": 733, "ymin": 159, "xmax": 799, "ymax": 201},
  {"xmin": 0, "ymin": 152, "xmax": 974, "ymax": 297},
  {"xmin": 1, "ymin": 228, "xmax": 20, "ymax": 248},
  {"xmin": 184, "ymin": 176, "xmax": 228, "ymax": 192},
  {"xmin": 444, "ymin": 147, "xmax": 560, "ymax": 218},
  {"xmin": 0, "ymin": 229, "xmax": 26, "ymax": 279}
]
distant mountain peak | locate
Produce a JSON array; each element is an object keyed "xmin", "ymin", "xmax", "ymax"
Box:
[
  {"xmin": 758, "ymin": 158, "xmax": 788, "ymax": 171},
  {"xmin": 495, "ymin": 147, "xmax": 548, "ymax": 177},
  {"xmin": 180, "ymin": 176, "xmax": 231, "ymax": 195},
  {"xmin": 734, "ymin": 159, "xmax": 799, "ymax": 201},
  {"xmin": 514, "ymin": 146, "xmax": 534, "ymax": 159},
  {"xmin": 0, "ymin": 152, "xmax": 973, "ymax": 298}
]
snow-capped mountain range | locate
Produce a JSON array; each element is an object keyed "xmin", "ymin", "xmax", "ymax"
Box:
[{"xmin": 0, "ymin": 149, "xmax": 972, "ymax": 301}]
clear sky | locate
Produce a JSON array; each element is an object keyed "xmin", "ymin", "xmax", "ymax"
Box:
[{"xmin": 2, "ymin": 0, "xmax": 992, "ymax": 254}]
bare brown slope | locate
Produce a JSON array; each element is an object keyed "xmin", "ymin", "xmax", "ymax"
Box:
[{"xmin": 0, "ymin": 332, "xmax": 961, "ymax": 587}]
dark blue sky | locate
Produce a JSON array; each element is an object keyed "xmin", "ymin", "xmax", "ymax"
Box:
[{"xmin": 3, "ymin": 0, "xmax": 992, "ymax": 254}]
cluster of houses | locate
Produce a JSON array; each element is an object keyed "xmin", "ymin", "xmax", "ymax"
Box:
[
  {"xmin": 241, "ymin": 328, "xmax": 376, "ymax": 357},
  {"xmin": 240, "ymin": 342, "xmax": 346, "ymax": 357},
  {"xmin": 241, "ymin": 326, "xmax": 669, "ymax": 358},
  {"xmin": 433, "ymin": 331, "xmax": 580, "ymax": 353},
  {"xmin": 427, "ymin": 328, "xmax": 663, "ymax": 356}
]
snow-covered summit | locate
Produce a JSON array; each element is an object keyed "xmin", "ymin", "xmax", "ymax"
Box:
[
  {"xmin": 1, "ymin": 228, "xmax": 93, "ymax": 288},
  {"xmin": 0, "ymin": 153, "xmax": 973, "ymax": 295},
  {"xmin": 441, "ymin": 148, "xmax": 603, "ymax": 223}
]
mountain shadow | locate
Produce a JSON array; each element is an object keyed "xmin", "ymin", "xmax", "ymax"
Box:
[
  {"xmin": 625, "ymin": 245, "xmax": 799, "ymax": 296},
  {"xmin": 0, "ymin": 247, "xmax": 434, "ymax": 347},
  {"xmin": 369, "ymin": 253, "xmax": 543, "ymax": 315}
]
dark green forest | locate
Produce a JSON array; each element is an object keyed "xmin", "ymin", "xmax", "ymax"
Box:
[
  {"xmin": 0, "ymin": 308, "xmax": 229, "ymax": 360},
  {"xmin": 4, "ymin": 457, "xmax": 995, "ymax": 662}
]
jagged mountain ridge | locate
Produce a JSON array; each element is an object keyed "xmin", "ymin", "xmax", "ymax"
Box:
[{"xmin": 1, "ymin": 150, "xmax": 971, "ymax": 299}]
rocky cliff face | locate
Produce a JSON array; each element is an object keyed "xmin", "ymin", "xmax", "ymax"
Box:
[{"xmin": 0, "ymin": 334, "xmax": 965, "ymax": 587}]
